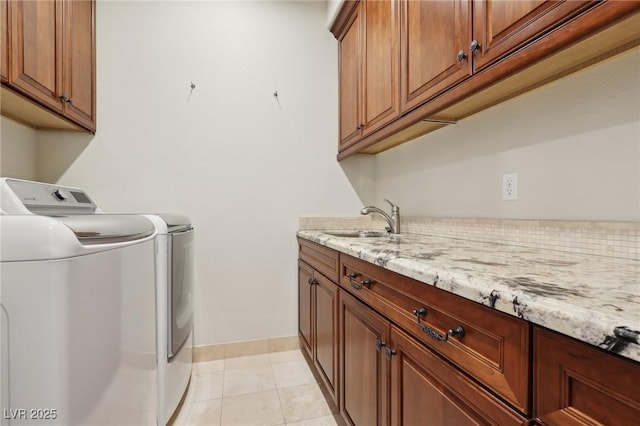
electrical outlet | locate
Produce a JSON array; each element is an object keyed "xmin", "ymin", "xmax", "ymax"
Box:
[{"xmin": 503, "ymin": 172, "xmax": 518, "ymax": 201}]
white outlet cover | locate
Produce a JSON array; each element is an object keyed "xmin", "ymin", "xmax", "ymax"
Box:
[{"xmin": 503, "ymin": 172, "xmax": 518, "ymax": 201}]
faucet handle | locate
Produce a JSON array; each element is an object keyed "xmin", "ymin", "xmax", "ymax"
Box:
[{"xmin": 384, "ymin": 199, "xmax": 399, "ymax": 212}]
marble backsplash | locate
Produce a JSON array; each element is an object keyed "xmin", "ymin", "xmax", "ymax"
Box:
[{"xmin": 299, "ymin": 216, "xmax": 640, "ymax": 261}]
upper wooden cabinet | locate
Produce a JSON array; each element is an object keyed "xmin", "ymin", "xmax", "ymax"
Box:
[
  {"xmin": 61, "ymin": 0, "xmax": 95, "ymax": 130},
  {"xmin": 9, "ymin": 0, "xmax": 63, "ymax": 113},
  {"xmin": 472, "ymin": 1, "xmax": 593, "ymax": 71},
  {"xmin": 1, "ymin": 0, "xmax": 95, "ymax": 132},
  {"xmin": 337, "ymin": 0, "xmax": 400, "ymax": 150},
  {"xmin": 361, "ymin": 0, "xmax": 400, "ymax": 136},
  {"xmin": 338, "ymin": 5, "xmax": 362, "ymax": 149},
  {"xmin": 331, "ymin": 0, "xmax": 640, "ymax": 159},
  {"xmin": 400, "ymin": 0, "xmax": 471, "ymax": 113}
]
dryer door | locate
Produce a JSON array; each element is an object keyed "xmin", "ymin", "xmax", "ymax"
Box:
[{"xmin": 168, "ymin": 228, "xmax": 194, "ymax": 359}]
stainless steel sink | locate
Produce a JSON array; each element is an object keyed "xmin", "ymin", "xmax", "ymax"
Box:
[{"xmin": 324, "ymin": 230, "xmax": 389, "ymax": 238}]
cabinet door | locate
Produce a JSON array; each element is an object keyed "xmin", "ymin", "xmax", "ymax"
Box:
[
  {"xmin": 314, "ymin": 272, "xmax": 339, "ymax": 405},
  {"xmin": 389, "ymin": 326, "xmax": 525, "ymax": 426},
  {"xmin": 362, "ymin": 0, "xmax": 399, "ymax": 136},
  {"xmin": 9, "ymin": 0, "xmax": 63, "ymax": 112},
  {"xmin": 61, "ymin": 0, "xmax": 95, "ymax": 131},
  {"xmin": 400, "ymin": 0, "xmax": 471, "ymax": 113},
  {"xmin": 338, "ymin": 4, "xmax": 362, "ymax": 150},
  {"xmin": 535, "ymin": 328, "xmax": 640, "ymax": 426},
  {"xmin": 1, "ymin": 0, "xmax": 8, "ymax": 82},
  {"xmin": 298, "ymin": 260, "xmax": 314, "ymax": 359},
  {"xmin": 472, "ymin": 0, "xmax": 593, "ymax": 71},
  {"xmin": 340, "ymin": 290, "xmax": 389, "ymax": 426}
]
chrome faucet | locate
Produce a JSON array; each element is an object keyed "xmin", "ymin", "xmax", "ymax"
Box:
[{"xmin": 361, "ymin": 199, "xmax": 400, "ymax": 234}]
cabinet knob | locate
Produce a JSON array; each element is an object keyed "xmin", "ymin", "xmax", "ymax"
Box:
[
  {"xmin": 375, "ymin": 339, "xmax": 386, "ymax": 351},
  {"xmin": 456, "ymin": 50, "xmax": 466, "ymax": 62},
  {"xmin": 412, "ymin": 307, "xmax": 427, "ymax": 317},
  {"xmin": 357, "ymin": 123, "xmax": 364, "ymax": 130},
  {"xmin": 308, "ymin": 278, "xmax": 317, "ymax": 286},
  {"xmin": 446, "ymin": 326, "xmax": 465, "ymax": 339},
  {"xmin": 59, "ymin": 95, "xmax": 73, "ymax": 104},
  {"xmin": 470, "ymin": 39, "xmax": 480, "ymax": 53},
  {"xmin": 384, "ymin": 347, "xmax": 397, "ymax": 360}
]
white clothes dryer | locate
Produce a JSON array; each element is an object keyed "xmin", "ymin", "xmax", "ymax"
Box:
[{"xmin": 144, "ymin": 214, "xmax": 193, "ymax": 426}]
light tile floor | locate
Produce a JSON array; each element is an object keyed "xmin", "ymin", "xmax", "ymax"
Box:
[{"xmin": 170, "ymin": 350, "xmax": 339, "ymax": 426}]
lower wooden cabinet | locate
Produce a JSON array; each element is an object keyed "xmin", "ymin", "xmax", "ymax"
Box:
[
  {"xmin": 297, "ymin": 252, "xmax": 340, "ymax": 406},
  {"xmin": 534, "ymin": 328, "xmax": 640, "ymax": 426},
  {"xmin": 298, "ymin": 238, "xmax": 640, "ymax": 426},
  {"xmin": 339, "ymin": 290, "xmax": 525, "ymax": 426},
  {"xmin": 340, "ymin": 253, "xmax": 531, "ymax": 413},
  {"xmin": 340, "ymin": 290, "xmax": 389, "ymax": 426},
  {"xmin": 389, "ymin": 325, "xmax": 526, "ymax": 426}
]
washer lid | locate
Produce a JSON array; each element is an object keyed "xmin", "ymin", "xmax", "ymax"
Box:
[
  {"xmin": 55, "ymin": 215, "xmax": 155, "ymax": 245},
  {"xmin": 0, "ymin": 215, "xmax": 155, "ymax": 261}
]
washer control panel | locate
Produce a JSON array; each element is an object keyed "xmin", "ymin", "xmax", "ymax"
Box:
[{"xmin": 0, "ymin": 178, "xmax": 99, "ymax": 215}]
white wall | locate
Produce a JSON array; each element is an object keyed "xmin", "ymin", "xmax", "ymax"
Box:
[
  {"xmin": 374, "ymin": 48, "xmax": 640, "ymax": 222},
  {"xmin": 36, "ymin": 0, "xmax": 367, "ymax": 346},
  {"xmin": 0, "ymin": 117, "xmax": 38, "ymax": 180}
]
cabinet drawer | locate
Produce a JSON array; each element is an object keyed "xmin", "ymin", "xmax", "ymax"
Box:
[
  {"xmin": 340, "ymin": 254, "xmax": 531, "ymax": 414},
  {"xmin": 298, "ymin": 238, "xmax": 340, "ymax": 283}
]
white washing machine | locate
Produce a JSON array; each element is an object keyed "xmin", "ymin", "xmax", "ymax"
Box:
[
  {"xmin": 143, "ymin": 215, "xmax": 193, "ymax": 426},
  {"xmin": 0, "ymin": 178, "xmax": 194, "ymax": 426},
  {"xmin": 0, "ymin": 178, "xmax": 158, "ymax": 425}
]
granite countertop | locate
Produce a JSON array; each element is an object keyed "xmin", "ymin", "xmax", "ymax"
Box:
[{"xmin": 297, "ymin": 230, "xmax": 640, "ymax": 363}]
